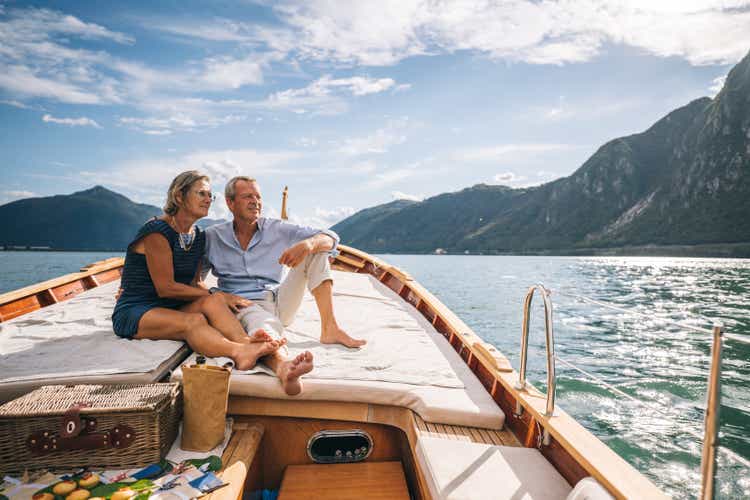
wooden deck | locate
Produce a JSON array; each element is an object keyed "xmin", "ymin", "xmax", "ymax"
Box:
[{"xmin": 413, "ymin": 413, "xmax": 520, "ymax": 447}]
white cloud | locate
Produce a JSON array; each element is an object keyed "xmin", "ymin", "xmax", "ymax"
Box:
[
  {"xmin": 365, "ymin": 168, "xmax": 417, "ymax": 189},
  {"xmin": 267, "ymin": 0, "xmax": 750, "ymax": 66},
  {"xmin": 4, "ymin": 7, "xmax": 133, "ymax": 44},
  {"xmin": 351, "ymin": 160, "xmax": 377, "ymax": 173},
  {"xmin": 492, "ymin": 172, "xmax": 526, "ymax": 185},
  {"xmin": 709, "ymin": 74, "xmax": 727, "ymax": 97},
  {"xmin": 454, "ymin": 143, "xmax": 577, "ymax": 162},
  {"xmin": 42, "ymin": 113, "xmax": 101, "ymax": 128},
  {"xmin": 391, "ymin": 191, "xmax": 424, "ymax": 202},
  {"xmin": 0, "ymin": 6, "xmax": 274, "ymax": 130},
  {"xmin": 295, "ymin": 136, "xmax": 318, "ymax": 148},
  {"xmin": 0, "ymin": 65, "xmax": 104, "ymax": 104},
  {"xmin": 0, "ymin": 99, "xmax": 34, "ymax": 109},
  {"xmin": 0, "ymin": 190, "xmax": 40, "ymax": 205},
  {"xmin": 0, "ymin": 8, "xmax": 132, "ymax": 104},
  {"xmin": 289, "ymin": 206, "xmax": 357, "ymax": 228},
  {"xmin": 263, "ymin": 75, "xmax": 398, "ymax": 114},
  {"xmin": 80, "ymin": 148, "xmax": 305, "ymax": 218},
  {"xmin": 119, "ymin": 107, "xmax": 247, "ymax": 134},
  {"xmin": 199, "ymin": 55, "xmax": 265, "ymax": 89},
  {"xmin": 337, "ymin": 117, "xmax": 411, "ymax": 156},
  {"xmin": 147, "ymin": 18, "xmax": 255, "ymax": 43}
]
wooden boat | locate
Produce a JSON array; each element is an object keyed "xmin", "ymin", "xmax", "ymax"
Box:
[{"xmin": 0, "ymin": 242, "xmax": 671, "ymax": 499}]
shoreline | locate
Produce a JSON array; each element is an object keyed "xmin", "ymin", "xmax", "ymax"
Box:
[{"xmin": 4, "ymin": 242, "xmax": 750, "ymax": 258}]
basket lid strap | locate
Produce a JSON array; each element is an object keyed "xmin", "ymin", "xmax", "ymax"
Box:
[{"xmin": 60, "ymin": 402, "xmax": 90, "ymax": 438}]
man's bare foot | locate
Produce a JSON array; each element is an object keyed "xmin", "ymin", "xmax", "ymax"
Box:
[
  {"xmin": 320, "ymin": 325, "xmax": 366, "ymax": 348},
  {"xmin": 278, "ymin": 351, "xmax": 314, "ymax": 396},
  {"xmin": 234, "ymin": 340, "xmax": 282, "ymax": 371},
  {"xmin": 247, "ymin": 328, "xmax": 273, "ymax": 343}
]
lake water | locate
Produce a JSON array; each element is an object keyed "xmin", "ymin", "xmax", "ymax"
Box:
[{"xmin": 1, "ymin": 251, "xmax": 749, "ymax": 499}]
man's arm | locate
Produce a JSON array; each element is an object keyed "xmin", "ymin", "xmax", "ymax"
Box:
[{"xmin": 279, "ymin": 232, "xmax": 336, "ymax": 268}]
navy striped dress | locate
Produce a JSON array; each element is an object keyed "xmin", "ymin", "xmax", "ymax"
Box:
[{"xmin": 112, "ymin": 218, "xmax": 206, "ymax": 338}]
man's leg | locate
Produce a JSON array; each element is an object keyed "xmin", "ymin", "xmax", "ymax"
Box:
[
  {"xmin": 239, "ymin": 300, "xmax": 313, "ymax": 395},
  {"xmin": 277, "ymin": 252, "xmax": 366, "ymax": 348},
  {"xmin": 312, "ymin": 280, "xmax": 366, "ymax": 348}
]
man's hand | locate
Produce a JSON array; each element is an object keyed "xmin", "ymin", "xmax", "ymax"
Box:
[
  {"xmin": 279, "ymin": 239, "xmax": 313, "ymax": 268},
  {"xmin": 217, "ymin": 292, "xmax": 253, "ymax": 313},
  {"xmin": 115, "ymin": 288, "xmax": 123, "ymax": 301}
]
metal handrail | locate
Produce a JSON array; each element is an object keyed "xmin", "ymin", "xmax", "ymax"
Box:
[{"xmin": 514, "ymin": 284, "xmax": 556, "ymax": 446}]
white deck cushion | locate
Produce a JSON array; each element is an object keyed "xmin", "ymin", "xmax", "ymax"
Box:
[
  {"xmin": 416, "ymin": 437, "xmax": 573, "ymax": 500},
  {"xmin": 172, "ymin": 271, "xmax": 506, "ymax": 429},
  {"xmin": 567, "ymin": 477, "xmax": 615, "ymax": 500},
  {"xmin": 0, "ymin": 280, "xmax": 189, "ymax": 402}
]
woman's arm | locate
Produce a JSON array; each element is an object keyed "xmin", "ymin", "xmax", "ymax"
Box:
[
  {"xmin": 188, "ymin": 244, "xmax": 253, "ymax": 313},
  {"xmin": 144, "ymin": 233, "xmax": 211, "ymax": 301}
]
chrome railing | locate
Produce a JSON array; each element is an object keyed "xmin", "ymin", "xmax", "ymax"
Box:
[
  {"xmin": 546, "ymin": 288, "xmax": 750, "ymax": 500},
  {"xmin": 514, "ymin": 284, "xmax": 556, "ymax": 446}
]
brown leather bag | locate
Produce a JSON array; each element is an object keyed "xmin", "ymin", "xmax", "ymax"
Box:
[{"xmin": 180, "ymin": 360, "xmax": 232, "ymax": 452}]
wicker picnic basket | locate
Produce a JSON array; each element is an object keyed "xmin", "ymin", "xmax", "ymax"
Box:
[{"xmin": 0, "ymin": 383, "xmax": 181, "ymax": 474}]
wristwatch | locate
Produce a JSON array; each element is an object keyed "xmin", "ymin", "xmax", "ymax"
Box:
[{"xmin": 209, "ymin": 287, "xmax": 220, "ymax": 294}]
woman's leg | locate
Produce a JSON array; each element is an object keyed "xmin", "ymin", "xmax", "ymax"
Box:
[
  {"xmin": 180, "ymin": 294, "xmax": 271, "ymax": 343},
  {"xmin": 134, "ymin": 307, "xmax": 280, "ymax": 371}
]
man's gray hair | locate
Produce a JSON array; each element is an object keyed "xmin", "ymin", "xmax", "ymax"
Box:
[
  {"xmin": 164, "ymin": 170, "xmax": 210, "ymax": 216},
  {"xmin": 225, "ymin": 176, "xmax": 257, "ymax": 199}
]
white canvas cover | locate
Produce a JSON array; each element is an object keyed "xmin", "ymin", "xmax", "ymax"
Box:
[
  {"xmin": 0, "ymin": 280, "xmax": 189, "ymax": 402},
  {"xmin": 173, "ymin": 271, "xmax": 506, "ymax": 429}
]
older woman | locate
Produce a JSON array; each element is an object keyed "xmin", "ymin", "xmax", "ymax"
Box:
[{"xmin": 112, "ymin": 170, "xmax": 280, "ymax": 370}]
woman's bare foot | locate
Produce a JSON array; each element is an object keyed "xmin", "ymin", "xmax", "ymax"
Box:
[
  {"xmin": 234, "ymin": 340, "xmax": 282, "ymax": 371},
  {"xmin": 320, "ymin": 324, "xmax": 366, "ymax": 348},
  {"xmin": 247, "ymin": 328, "xmax": 273, "ymax": 343},
  {"xmin": 278, "ymin": 351, "xmax": 314, "ymax": 396}
]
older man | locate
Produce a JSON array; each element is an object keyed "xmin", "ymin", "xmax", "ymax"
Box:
[{"xmin": 201, "ymin": 176, "xmax": 366, "ymax": 392}]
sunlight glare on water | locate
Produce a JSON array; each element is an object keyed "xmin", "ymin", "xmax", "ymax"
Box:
[{"xmin": 381, "ymin": 255, "xmax": 750, "ymax": 500}]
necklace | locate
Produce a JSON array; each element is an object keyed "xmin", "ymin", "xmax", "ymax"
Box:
[{"xmin": 171, "ymin": 216, "xmax": 196, "ymax": 252}]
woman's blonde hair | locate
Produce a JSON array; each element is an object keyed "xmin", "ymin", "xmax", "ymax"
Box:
[{"xmin": 163, "ymin": 170, "xmax": 210, "ymax": 216}]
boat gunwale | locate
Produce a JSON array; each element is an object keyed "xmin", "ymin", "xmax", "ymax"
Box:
[{"xmin": 0, "ymin": 247, "xmax": 667, "ymax": 499}]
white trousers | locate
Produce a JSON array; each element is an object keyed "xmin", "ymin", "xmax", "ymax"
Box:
[{"xmin": 235, "ymin": 252, "xmax": 333, "ymax": 347}]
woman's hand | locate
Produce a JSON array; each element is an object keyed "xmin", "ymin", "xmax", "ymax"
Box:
[{"xmin": 217, "ymin": 291, "xmax": 253, "ymax": 313}]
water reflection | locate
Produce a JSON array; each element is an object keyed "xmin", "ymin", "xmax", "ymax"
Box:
[{"xmin": 381, "ymin": 255, "xmax": 750, "ymax": 500}]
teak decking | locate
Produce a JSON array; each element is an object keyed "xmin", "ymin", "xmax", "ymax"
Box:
[{"xmin": 0, "ymin": 246, "xmax": 667, "ymax": 499}]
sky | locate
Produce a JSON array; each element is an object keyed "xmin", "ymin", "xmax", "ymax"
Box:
[{"xmin": 0, "ymin": 1, "xmax": 748, "ymax": 228}]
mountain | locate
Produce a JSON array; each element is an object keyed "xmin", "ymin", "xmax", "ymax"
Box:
[
  {"xmin": 0, "ymin": 186, "xmax": 162, "ymax": 250},
  {"xmin": 333, "ymin": 50, "xmax": 750, "ymax": 254}
]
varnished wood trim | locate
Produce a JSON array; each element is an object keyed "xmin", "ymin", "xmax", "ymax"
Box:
[
  {"xmin": 229, "ymin": 396, "xmax": 370, "ymax": 422},
  {"xmin": 0, "ymin": 257, "xmax": 124, "ymax": 323}
]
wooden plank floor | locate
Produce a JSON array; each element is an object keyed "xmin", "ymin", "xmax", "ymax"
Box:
[{"xmin": 413, "ymin": 414, "xmax": 520, "ymax": 447}]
